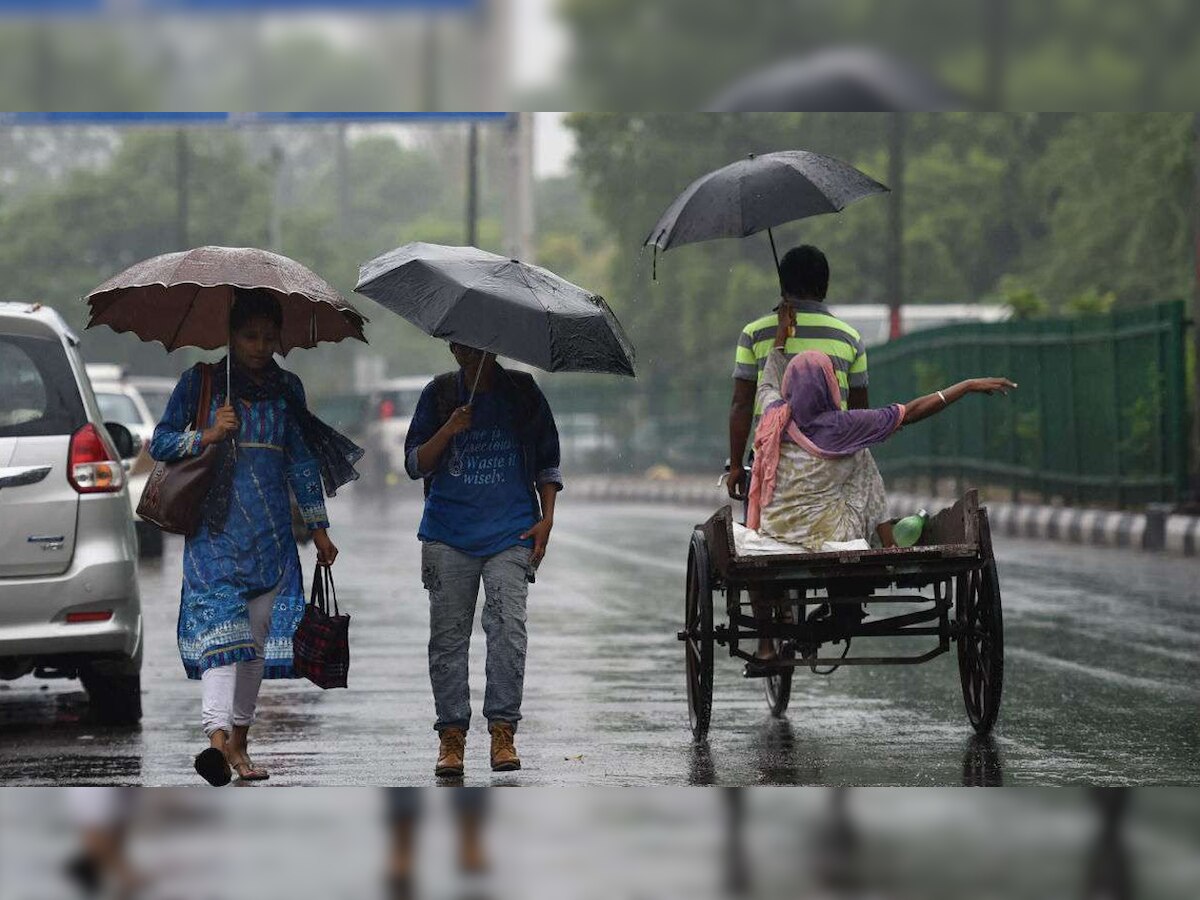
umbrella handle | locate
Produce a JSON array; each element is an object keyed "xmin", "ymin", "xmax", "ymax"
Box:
[
  {"xmin": 466, "ymin": 354, "xmax": 491, "ymax": 405},
  {"xmin": 767, "ymin": 227, "xmax": 781, "ymax": 278}
]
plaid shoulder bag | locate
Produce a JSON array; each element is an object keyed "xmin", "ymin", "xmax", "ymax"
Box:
[{"xmin": 293, "ymin": 564, "xmax": 350, "ymax": 689}]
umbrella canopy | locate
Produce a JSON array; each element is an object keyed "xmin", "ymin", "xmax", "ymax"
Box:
[
  {"xmin": 355, "ymin": 242, "xmax": 636, "ymax": 378},
  {"xmin": 85, "ymin": 245, "xmax": 367, "ymax": 354},
  {"xmin": 643, "ymin": 150, "xmax": 888, "ymax": 255},
  {"xmin": 706, "ymin": 48, "xmax": 964, "ymax": 112}
]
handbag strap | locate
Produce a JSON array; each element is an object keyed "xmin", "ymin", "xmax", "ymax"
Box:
[
  {"xmin": 308, "ymin": 563, "xmax": 341, "ymax": 617},
  {"xmin": 308, "ymin": 563, "xmax": 328, "ymax": 615},
  {"xmin": 322, "ymin": 565, "xmax": 341, "ymax": 617},
  {"xmin": 193, "ymin": 364, "xmax": 214, "ymax": 431}
]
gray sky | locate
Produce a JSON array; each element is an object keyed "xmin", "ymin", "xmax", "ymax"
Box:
[
  {"xmin": 513, "ymin": 2, "xmax": 573, "ymax": 179},
  {"xmin": 533, "ymin": 112, "xmax": 573, "ymax": 179}
]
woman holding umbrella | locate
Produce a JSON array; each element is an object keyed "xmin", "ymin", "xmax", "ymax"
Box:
[
  {"xmin": 149, "ymin": 289, "xmax": 359, "ymax": 783},
  {"xmin": 87, "ymin": 248, "xmax": 367, "ymax": 785}
]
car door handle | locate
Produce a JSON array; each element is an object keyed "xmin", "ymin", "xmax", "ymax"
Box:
[{"xmin": 0, "ymin": 465, "xmax": 52, "ymax": 489}]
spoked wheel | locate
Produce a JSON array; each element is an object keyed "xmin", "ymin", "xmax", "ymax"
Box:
[
  {"xmin": 955, "ymin": 558, "xmax": 1004, "ymax": 734},
  {"xmin": 685, "ymin": 530, "xmax": 715, "ymax": 741},
  {"xmin": 764, "ymin": 592, "xmax": 798, "ymax": 718}
]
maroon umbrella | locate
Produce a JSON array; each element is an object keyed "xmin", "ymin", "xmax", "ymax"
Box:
[{"xmin": 85, "ymin": 245, "xmax": 368, "ymax": 357}]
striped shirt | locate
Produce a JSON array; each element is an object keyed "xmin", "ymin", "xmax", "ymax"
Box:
[{"xmin": 733, "ymin": 300, "xmax": 867, "ymax": 413}]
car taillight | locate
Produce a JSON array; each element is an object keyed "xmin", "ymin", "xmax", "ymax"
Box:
[
  {"xmin": 68, "ymin": 423, "xmax": 125, "ymax": 494},
  {"xmin": 66, "ymin": 610, "xmax": 113, "ymax": 623}
]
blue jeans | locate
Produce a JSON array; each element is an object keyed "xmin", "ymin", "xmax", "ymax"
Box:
[
  {"xmin": 387, "ymin": 787, "xmax": 488, "ymax": 818},
  {"xmin": 421, "ymin": 541, "xmax": 533, "ymax": 733}
]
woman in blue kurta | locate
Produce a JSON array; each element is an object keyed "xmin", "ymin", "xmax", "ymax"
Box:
[{"xmin": 150, "ymin": 289, "xmax": 360, "ymax": 785}]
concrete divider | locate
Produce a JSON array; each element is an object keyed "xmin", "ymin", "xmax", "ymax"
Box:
[{"xmin": 568, "ymin": 478, "xmax": 1199, "ymax": 558}]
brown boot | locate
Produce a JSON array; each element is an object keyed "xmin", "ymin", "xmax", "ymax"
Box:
[
  {"xmin": 435, "ymin": 727, "xmax": 466, "ymax": 778},
  {"xmin": 489, "ymin": 721, "xmax": 520, "ymax": 772}
]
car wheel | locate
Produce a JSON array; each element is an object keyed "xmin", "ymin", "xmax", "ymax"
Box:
[
  {"xmin": 80, "ymin": 660, "xmax": 142, "ymax": 726},
  {"xmin": 136, "ymin": 521, "xmax": 164, "ymax": 558}
]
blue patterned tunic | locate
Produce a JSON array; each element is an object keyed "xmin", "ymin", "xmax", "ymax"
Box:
[{"xmin": 150, "ymin": 363, "xmax": 329, "ymax": 679}]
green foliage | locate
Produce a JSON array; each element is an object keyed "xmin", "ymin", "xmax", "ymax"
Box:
[
  {"xmin": 1065, "ymin": 287, "xmax": 1117, "ymax": 318},
  {"xmin": 0, "ymin": 132, "xmax": 271, "ymax": 371},
  {"xmin": 994, "ymin": 276, "xmax": 1049, "ymax": 320},
  {"xmin": 557, "ymin": 1, "xmax": 1200, "ymax": 110},
  {"xmin": 1020, "ymin": 114, "xmax": 1194, "ymax": 307},
  {"xmin": 567, "ymin": 112, "xmax": 1197, "ymax": 396}
]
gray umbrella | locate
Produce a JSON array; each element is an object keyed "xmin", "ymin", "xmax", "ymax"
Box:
[
  {"xmin": 706, "ymin": 48, "xmax": 964, "ymax": 113},
  {"xmin": 643, "ymin": 149, "xmax": 888, "ymax": 274},
  {"xmin": 354, "ymin": 242, "xmax": 636, "ymax": 378}
]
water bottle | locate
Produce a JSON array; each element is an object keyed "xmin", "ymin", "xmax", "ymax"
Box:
[{"xmin": 893, "ymin": 508, "xmax": 929, "ymax": 548}]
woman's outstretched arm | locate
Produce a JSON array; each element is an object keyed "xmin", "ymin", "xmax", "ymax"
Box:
[{"xmin": 902, "ymin": 377, "xmax": 1017, "ymax": 425}]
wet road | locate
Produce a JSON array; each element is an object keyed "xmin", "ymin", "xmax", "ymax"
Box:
[
  {"xmin": 3, "ymin": 787, "xmax": 1199, "ymax": 899},
  {"xmin": 1, "ymin": 493, "xmax": 1198, "ymax": 785}
]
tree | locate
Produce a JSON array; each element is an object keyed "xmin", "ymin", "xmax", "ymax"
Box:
[{"xmin": 0, "ymin": 131, "xmax": 271, "ymax": 372}]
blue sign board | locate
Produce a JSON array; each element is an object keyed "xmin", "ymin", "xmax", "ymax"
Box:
[
  {"xmin": 0, "ymin": 111, "xmax": 509, "ymax": 125},
  {"xmin": 0, "ymin": 1, "xmax": 479, "ymax": 12}
]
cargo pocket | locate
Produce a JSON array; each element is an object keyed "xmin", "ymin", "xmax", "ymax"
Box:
[{"xmin": 420, "ymin": 542, "xmax": 442, "ymax": 592}]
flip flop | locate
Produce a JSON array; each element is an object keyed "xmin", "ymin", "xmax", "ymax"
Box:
[
  {"xmin": 232, "ymin": 758, "xmax": 270, "ymax": 782},
  {"xmin": 194, "ymin": 746, "xmax": 232, "ymax": 786}
]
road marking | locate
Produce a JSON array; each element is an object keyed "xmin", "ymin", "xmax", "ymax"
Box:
[{"xmin": 551, "ymin": 531, "xmax": 682, "ymax": 575}]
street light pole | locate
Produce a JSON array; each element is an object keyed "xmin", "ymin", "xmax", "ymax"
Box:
[
  {"xmin": 175, "ymin": 128, "xmax": 188, "ymax": 249},
  {"xmin": 1191, "ymin": 111, "xmax": 1200, "ymax": 505},
  {"xmin": 887, "ymin": 112, "xmax": 906, "ymax": 339},
  {"xmin": 984, "ymin": 0, "xmax": 1007, "ymax": 109},
  {"xmin": 465, "ymin": 121, "xmax": 479, "ymax": 247}
]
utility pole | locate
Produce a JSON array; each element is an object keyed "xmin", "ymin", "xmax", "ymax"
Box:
[
  {"xmin": 887, "ymin": 113, "xmax": 906, "ymax": 339},
  {"xmin": 503, "ymin": 112, "xmax": 534, "ymax": 262},
  {"xmin": 335, "ymin": 124, "xmax": 350, "ymax": 230},
  {"xmin": 983, "ymin": 0, "xmax": 1007, "ymax": 109},
  {"xmin": 465, "ymin": 121, "xmax": 479, "ymax": 247},
  {"xmin": 268, "ymin": 144, "xmax": 284, "ymax": 251},
  {"xmin": 422, "ymin": 15, "xmax": 439, "ymax": 112},
  {"xmin": 175, "ymin": 128, "xmax": 189, "ymax": 249},
  {"xmin": 1191, "ymin": 111, "xmax": 1200, "ymax": 505}
]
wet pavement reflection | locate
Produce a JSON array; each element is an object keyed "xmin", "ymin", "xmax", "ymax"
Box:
[
  {"xmin": 2, "ymin": 787, "xmax": 1197, "ymax": 899},
  {"xmin": 1, "ymin": 494, "xmax": 1198, "ymax": 785}
]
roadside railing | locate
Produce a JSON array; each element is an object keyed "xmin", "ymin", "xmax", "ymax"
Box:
[{"xmin": 869, "ymin": 301, "xmax": 1191, "ymax": 507}]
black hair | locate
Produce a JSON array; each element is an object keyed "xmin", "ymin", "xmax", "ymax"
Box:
[
  {"xmin": 230, "ymin": 287, "xmax": 283, "ymax": 333},
  {"xmin": 778, "ymin": 245, "xmax": 830, "ymax": 300}
]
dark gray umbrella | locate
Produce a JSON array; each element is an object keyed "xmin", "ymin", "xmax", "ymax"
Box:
[
  {"xmin": 643, "ymin": 150, "xmax": 888, "ymax": 274},
  {"xmin": 354, "ymin": 242, "xmax": 636, "ymax": 378},
  {"xmin": 706, "ymin": 48, "xmax": 964, "ymax": 113}
]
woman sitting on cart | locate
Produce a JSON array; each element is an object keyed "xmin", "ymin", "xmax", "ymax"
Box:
[{"xmin": 746, "ymin": 304, "xmax": 1016, "ymax": 553}]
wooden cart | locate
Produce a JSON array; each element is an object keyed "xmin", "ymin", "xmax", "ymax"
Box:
[{"xmin": 678, "ymin": 490, "xmax": 1003, "ymax": 740}]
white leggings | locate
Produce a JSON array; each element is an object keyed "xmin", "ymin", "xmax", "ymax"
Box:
[{"xmin": 200, "ymin": 585, "xmax": 277, "ymax": 737}]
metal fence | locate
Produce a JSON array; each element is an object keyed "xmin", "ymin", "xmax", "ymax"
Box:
[
  {"xmin": 541, "ymin": 375, "xmax": 731, "ymax": 476},
  {"xmin": 868, "ymin": 301, "xmax": 1191, "ymax": 506}
]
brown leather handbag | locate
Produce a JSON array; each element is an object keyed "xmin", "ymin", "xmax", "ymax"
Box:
[{"xmin": 137, "ymin": 364, "xmax": 221, "ymax": 536}]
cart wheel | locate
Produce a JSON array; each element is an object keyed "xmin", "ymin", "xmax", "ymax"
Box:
[
  {"xmin": 765, "ymin": 594, "xmax": 797, "ymax": 718},
  {"xmin": 685, "ymin": 530, "xmax": 715, "ymax": 741},
  {"xmin": 955, "ymin": 559, "xmax": 1004, "ymax": 734}
]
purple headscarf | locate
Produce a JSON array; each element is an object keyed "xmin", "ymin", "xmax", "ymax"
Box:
[
  {"xmin": 746, "ymin": 351, "xmax": 905, "ymax": 530},
  {"xmin": 778, "ymin": 351, "xmax": 905, "ymax": 458}
]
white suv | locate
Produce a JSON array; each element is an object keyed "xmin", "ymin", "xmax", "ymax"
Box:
[
  {"xmin": 87, "ymin": 365, "xmax": 175, "ymax": 558},
  {"xmin": 0, "ymin": 302, "xmax": 143, "ymax": 725}
]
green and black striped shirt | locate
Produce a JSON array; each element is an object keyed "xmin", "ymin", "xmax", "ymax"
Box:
[{"xmin": 733, "ymin": 300, "xmax": 868, "ymax": 413}]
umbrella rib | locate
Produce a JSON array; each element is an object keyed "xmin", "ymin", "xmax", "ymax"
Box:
[
  {"xmin": 165, "ymin": 284, "xmax": 203, "ymax": 351},
  {"xmin": 518, "ymin": 263, "xmax": 557, "ymax": 370}
]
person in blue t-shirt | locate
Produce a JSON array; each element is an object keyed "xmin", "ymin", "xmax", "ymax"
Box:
[{"xmin": 404, "ymin": 342, "xmax": 563, "ymax": 779}]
